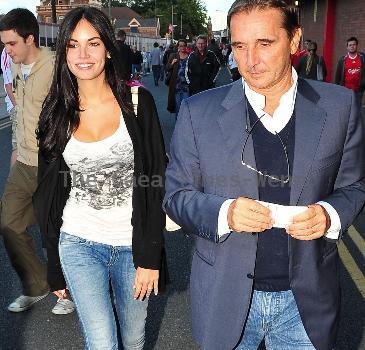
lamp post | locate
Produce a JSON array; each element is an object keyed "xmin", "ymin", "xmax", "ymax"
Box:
[
  {"xmin": 51, "ymin": 0, "xmax": 57, "ymax": 24},
  {"xmin": 171, "ymin": 4, "xmax": 174, "ymax": 41},
  {"xmin": 171, "ymin": 5, "xmax": 177, "ymax": 41},
  {"xmin": 180, "ymin": 13, "xmax": 183, "ymax": 36}
]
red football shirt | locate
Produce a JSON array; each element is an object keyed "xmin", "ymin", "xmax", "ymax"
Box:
[
  {"xmin": 291, "ymin": 49, "xmax": 307, "ymax": 67},
  {"xmin": 344, "ymin": 54, "xmax": 361, "ymax": 91}
]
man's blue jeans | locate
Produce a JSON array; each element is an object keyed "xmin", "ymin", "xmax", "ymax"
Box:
[
  {"xmin": 132, "ymin": 64, "xmax": 141, "ymax": 74},
  {"xmin": 59, "ymin": 232, "xmax": 148, "ymax": 350},
  {"xmin": 235, "ymin": 290, "xmax": 315, "ymax": 350},
  {"xmin": 175, "ymin": 89, "xmax": 190, "ymax": 117}
]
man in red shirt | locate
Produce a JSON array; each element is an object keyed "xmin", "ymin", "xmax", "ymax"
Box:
[
  {"xmin": 335, "ymin": 37, "xmax": 365, "ymax": 109},
  {"xmin": 291, "ymin": 39, "xmax": 311, "ymax": 67}
]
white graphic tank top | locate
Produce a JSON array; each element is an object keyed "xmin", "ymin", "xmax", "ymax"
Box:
[{"xmin": 61, "ymin": 113, "xmax": 134, "ymax": 246}]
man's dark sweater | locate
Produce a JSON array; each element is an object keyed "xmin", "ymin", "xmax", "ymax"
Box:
[{"xmin": 247, "ymin": 102, "xmax": 296, "ymax": 291}]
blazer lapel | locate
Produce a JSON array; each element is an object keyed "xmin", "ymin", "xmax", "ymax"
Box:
[
  {"xmin": 218, "ymin": 81, "xmax": 259, "ymax": 199},
  {"xmin": 290, "ymin": 80, "xmax": 327, "ymax": 205}
]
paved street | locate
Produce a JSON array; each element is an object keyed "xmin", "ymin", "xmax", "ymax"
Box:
[{"xmin": 0, "ymin": 68, "xmax": 364, "ymax": 350}]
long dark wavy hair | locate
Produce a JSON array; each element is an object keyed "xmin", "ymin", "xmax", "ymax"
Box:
[{"xmin": 37, "ymin": 6, "xmax": 130, "ymax": 162}]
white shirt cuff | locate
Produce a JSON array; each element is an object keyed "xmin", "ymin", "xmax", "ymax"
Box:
[
  {"xmin": 317, "ymin": 201, "xmax": 341, "ymax": 240},
  {"xmin": 218, "ymin": 199, "xmax": 235, "ymax": 238}
]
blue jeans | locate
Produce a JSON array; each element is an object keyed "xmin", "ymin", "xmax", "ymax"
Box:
[
  {"xmin": 132, "ymin": 64, "xmax": 141, "ymax": 74},
  {"xmin": 235, "ymin": 290, "xmax": 315, "ymax": 350},
  {"xmin": 59, "ymin": 232, "xmax": 148, "ymax": 350},
  {"xmin": 175, "ymin": 89, "xmax": 190, "ymax": 117}
]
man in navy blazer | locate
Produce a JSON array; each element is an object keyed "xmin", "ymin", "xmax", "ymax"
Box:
[{"xmin": 164, "ymin": 1, "xmax": 365, "ymax": 349}]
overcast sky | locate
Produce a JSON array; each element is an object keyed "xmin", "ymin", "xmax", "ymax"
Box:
[
  {"xmin": 0, "ymin": 0, "xmax": 232, "ymax": 31},
  {"xmin": 0, "ymin": 0, "xmax": 36, "ymax": 15},
  {"xmin": 204, "ymin": 0, "xmax": 233, "ymax": 31}
]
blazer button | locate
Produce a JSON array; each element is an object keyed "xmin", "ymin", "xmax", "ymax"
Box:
[{"xmin": 247, "ymin": 273, "xmax": 254, "ymax": 279}]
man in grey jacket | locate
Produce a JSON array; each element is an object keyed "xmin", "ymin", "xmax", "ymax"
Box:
[{"xmin": 151, "ymin": 42, "xmax": 161, "ymax": 86}]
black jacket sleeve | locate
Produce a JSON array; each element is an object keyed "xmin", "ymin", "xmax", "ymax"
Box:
[
  {"xmin": 334, "ymin": 57, "xmax": 344, "ymax": 85},
  {"xmin": 321, "ymin": 56, "xmax": 327, "ymax": 81},
  {"xmin": 135, "ymin": 88, "xmax": 167, "ymax": 269},
  {"xmin": 211, "ymin": 51, "xmax": 220, "ymax": 83},
  {"xmin": 33, "ymin": 154, "xmax": 68, "ymax": 292}
]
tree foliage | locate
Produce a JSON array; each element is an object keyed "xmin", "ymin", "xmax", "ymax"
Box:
[{"xmin": 101, "ymin": 0, "xmax": 207, "ymax": 39}]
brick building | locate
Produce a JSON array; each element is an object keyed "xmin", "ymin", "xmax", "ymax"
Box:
[
  {"xmin": 298, "ymin": 0, "xmax": 365, "ymax": 83},
  {"xmin": 37, "ymin": 3, "xmax": 160, "ymax": 39},
  {"xmin": 37, "ymin": 0, "xmax": 102, "ymax": 22}
]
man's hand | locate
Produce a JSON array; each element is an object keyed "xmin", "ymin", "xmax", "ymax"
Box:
[
  {"xmin": 227, "ymin": 197, "xmax": 273, "ymax": 233},
  {"xmin": 10, "ymin": 150, "xmax": 16, "ymax": 167},
  {"xmin": 286, "ymin": 204, "xmax": 331, "ymax": 240},
  {"xmin": 133, "ymin": 267, "xmax": 159, "ymax": 301}
]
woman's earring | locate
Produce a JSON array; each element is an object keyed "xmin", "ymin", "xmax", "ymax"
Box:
[{"xmin": 107, "ymin": 52, "xmax": 111, "ymax": 59}]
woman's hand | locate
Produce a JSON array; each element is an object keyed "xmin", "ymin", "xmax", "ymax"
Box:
[
  {"xmin": 133, "ymin": 267, "xmax": 159, "ymax": 301},
  {"xmin": 171, "ymin": 58, "xmax": 178, "ymax": 65}
]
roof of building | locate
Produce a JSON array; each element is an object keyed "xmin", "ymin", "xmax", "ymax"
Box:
[
  {"xmin": 115, "ymin": 17, "xmax": 158, "ymax": 28},
  {"xmin": 100, "ymin": 6, "xmax": 141, "ymax": 20}
]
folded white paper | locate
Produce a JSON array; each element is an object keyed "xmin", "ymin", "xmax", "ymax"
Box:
[{"xmin": 256, "ymin": 200, "xmax": 308, "ymax": 228}]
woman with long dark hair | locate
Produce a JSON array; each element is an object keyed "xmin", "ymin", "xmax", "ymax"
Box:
[{"xmin": 33, "ymin": 6, "xmax": 167, "ymax": 349}]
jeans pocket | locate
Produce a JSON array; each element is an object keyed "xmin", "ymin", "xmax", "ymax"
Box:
[{"xmin": 59, "ymin": 232, "xmax": 87, "ymax": 246}]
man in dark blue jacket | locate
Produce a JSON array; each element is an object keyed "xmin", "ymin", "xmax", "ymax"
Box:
[{"xmin": 185, "ymin": 35, "xmax": 220, "ymax": 95}]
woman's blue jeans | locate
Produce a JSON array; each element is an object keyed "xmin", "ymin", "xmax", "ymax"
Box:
[
  {"xmin": 235, "ymin": 290, "xmax": 315, "ymax": 350},
  {"xmin": 175, "ymin": 89, "xmax": 190, "ymax": 117},
  {"xmin": 59, "ymin": 232, "xmax": 148, "ymax": 350}
]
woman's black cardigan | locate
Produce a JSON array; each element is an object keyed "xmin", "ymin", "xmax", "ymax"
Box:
[{"xmin": 33, "ymin": 88, "xmax": 168, "ymax": 291}]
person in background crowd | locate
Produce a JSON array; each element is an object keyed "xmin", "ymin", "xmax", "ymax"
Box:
[
  {"xmin": 116, "ymin": 29, "xmax": 132, "ymax": 79},
  {"xmin": 186, "ymin": 42, "xmax": 194, "ymax": 54},
  {"xmin": 228, "ymin": 50, "xmax": 240, "ymax": 81},
  {"xmin": 296, "ymin": 42, "xmax": 327, "ymax": 81},
  {"xmin": 1, "ymin": 47, "xmax": 16, "ymax": 166},
  {"xmin": 166, "ymin": 39, "xmax": 189, "ymax": 117},
  {"xmin": 34, "ymin": 6, "xmax": 167, "ymax": 349},
  {"xmin": 159, "ymin": 45, "xmax": 165, "ymax": 81},
  {"xmin": 131, "ymin": 45, "xmax": 143, "ymax": 75},
  {"xmin": 0, "ymin": 8, "xmax": 74, "ymax": 315},
  {"xmin": 335, "ymin": 36, "xmax": 365, "ymax": 109},
  {"xmin": 162, "ymin": 45, "xmax": 174, "ymax": 83},
  {"xmin": 226, "ymin": 43, "xmax": 232, "ymax": 65},
  {"xmin": 185, "ymin": 35, "xmax": 220, "ymax": 95},
  {"xmin": 164, "ymin": 1, "xmax": 365, "ymax": 349},
  {"xmin": 163, "ymin": 44, "xmax": 174, "ymax": 67},
  {"xmin": 291, "ymin": 38, "xmax": 311, "ymax": 67},
  {"xmin": 221, "ymin": 43, "xmax": 228, "ymax": 66},
  {"xmin": 208, "ymin": 38, "xmax": 223, "ymax": 65},
  {"xmin": 150, "ymin": 42, "xmax": 162, "ymax": 86},
  {"xmin": 141, "ymin": 47, "xmax": 150, "ymax": 76}
]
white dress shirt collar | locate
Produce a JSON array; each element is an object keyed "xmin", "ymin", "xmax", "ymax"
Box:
[{"xmin": 242, "ymin": 67, "xmax": 298, "ymax": 134}]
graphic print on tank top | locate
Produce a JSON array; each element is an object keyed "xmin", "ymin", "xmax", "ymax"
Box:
[{"xmin": 64, "ymin": 121, "xmax": 134, "ymax": 211}]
